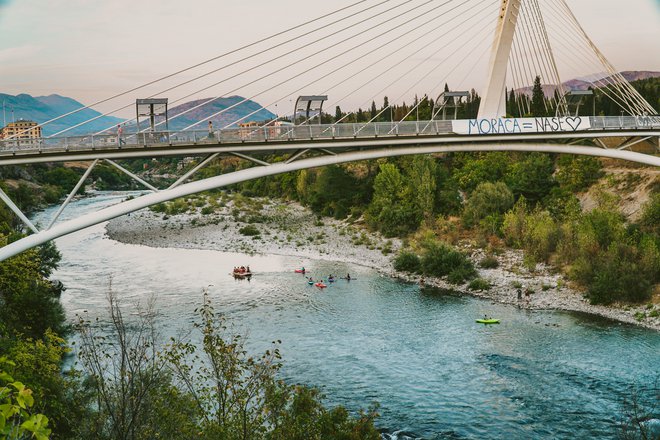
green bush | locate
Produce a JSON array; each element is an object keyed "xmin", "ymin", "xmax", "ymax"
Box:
[
  {"xmin": 555, "ymin": 155, "xmax": 603, "ymax": 193},
  {"xmin": 462, "ymin": 182, "xmax": 514, "ymax": 229},
  {"xmin": 634, "ymin": 311, "xmax": 646, "ymax": 322},
  {"xmin": 239, "ymin": 225, "xmax": 261, "ymax": 236},
  {"xmin": 468, "ymin": 278, "xmax": 491, "ymax": 291},
  {"xmin": 393, "ymin": 250, "xmax": 421, "ymax": 273},
  {"xmin": 584, "ymin": 241, "xmax": 656, "ymax": 305},
  {"xmin": 479, "ymin": 256, "xmax": 499, "ymax": 269},
  {"xmin": 420, "ymin": 242, "xmax": 476, "ymax": 283},
  {"xmin": 150, "ymin": 203, "xmax": 167, "ymax": 213},
  {"xmin": 447, "ymin": 265, "xmax": 478, "ymax": 285}
]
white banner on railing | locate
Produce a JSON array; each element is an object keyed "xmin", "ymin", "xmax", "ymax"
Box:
[{"xmin": 452, "ymin": 117, "xmax": 592, "ymax": 135}]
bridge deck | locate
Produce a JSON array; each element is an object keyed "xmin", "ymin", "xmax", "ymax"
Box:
[{"xmin": 1, "ymin": 117, "xmax": 658, "ymax": 164}]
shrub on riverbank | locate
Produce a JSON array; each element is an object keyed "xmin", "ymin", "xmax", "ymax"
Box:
[
  {"xmin": 502, "ymin": 196, "xmax": 660, "ymax": 305},
  {"xmin": 239, "ymin": 224, "xmax": 261, "ymax": 236},
  {"xmin": 468, "ymin": 278, "xmax": 491, "ymax": 291},
  {"xmin": 394, "ymin": 240, "xmax": 476, "ymax": 285},
  {"xmin": 393, "ymin": 250, "xmax": 420, "ymax": 273}
]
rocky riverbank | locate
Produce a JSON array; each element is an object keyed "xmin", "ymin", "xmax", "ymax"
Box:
[{"xmin": 106, "ymin": 195, "xmax": 659, "ymax": 331}]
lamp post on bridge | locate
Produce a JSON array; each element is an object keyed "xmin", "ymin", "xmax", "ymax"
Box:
[{"xmin": 136, "ymin": 98, "xmax": 169, "ymax": 143}]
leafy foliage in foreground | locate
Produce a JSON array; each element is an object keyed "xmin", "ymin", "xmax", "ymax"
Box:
[
  {"xmin": 74, "ymin": 290, "xmax": 381, "ymax": 440},
  {"xmin": 0, "ymin": 357, "xmax": 52, "ymax": 440}
]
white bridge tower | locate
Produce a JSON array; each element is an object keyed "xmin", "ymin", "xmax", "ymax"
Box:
[{"xmin": 478, "ymin": 0, "xmax": 522, "ymax": 119}]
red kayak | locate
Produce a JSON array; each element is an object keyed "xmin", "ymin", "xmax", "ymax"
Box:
[
  {"xmin": 294, "ymin": 269, "xmax": 307, "ymax": 273},
  {"xmin": 314, "ymin": 283, "xmax": 327, "ymax": 288}
]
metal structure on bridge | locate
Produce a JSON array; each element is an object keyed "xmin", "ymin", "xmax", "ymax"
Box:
[{"xmin": 0, "ymin": 0, "xmax": 658, "ymax": 261}]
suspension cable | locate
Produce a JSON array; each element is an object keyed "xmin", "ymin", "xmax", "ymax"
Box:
[{"xmin": 7, "ymin": 0, "xmax": 370, "ymax": 139}]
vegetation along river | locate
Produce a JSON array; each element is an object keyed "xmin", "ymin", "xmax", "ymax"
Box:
[{"xmin": 32, "ymin": 192, "xmax": 659, "ymax": 440}]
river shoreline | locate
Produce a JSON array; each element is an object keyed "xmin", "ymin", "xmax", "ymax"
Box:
[{"xmin": 106, "ymin": 196, "xmax": 659, "ymax": 331}]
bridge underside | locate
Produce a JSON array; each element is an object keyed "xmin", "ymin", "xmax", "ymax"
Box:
[{"xmin": 0, "ymin": 140, "xmax": 658, "ymax": 262}]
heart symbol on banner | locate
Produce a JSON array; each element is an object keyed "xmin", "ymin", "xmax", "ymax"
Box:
[{"xmin": 565, "ymin": 116, "xmax": 583, "ymax": 131}]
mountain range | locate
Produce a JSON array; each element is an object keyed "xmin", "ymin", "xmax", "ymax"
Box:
[
  {"xmin": 514, "ymin": 70, "xmax": 660, "ymax": 96},
  {"xmin": 3, "ymin": 70, "xmax": 657, "ymax": 135},
  {"xmin": 0, "ymin": 94, "xmax": 276, "ymax": 136},
  {"xmin": 0, "ymin": 94, "xmax": 123, "ymax": 137}
]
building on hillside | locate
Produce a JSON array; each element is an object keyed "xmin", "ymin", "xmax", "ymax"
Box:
[
  {"xmin": 0, "ymin": 119, "xmax": 42, "ymax": 140},
  {"xmin": 237, "ymin": 120, "xmax": 286, "ymax": 140}
]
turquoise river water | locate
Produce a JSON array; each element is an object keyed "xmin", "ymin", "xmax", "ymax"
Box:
[{"xmin": 31, "ymin": 192, "xmax": 659, "ymax": 439}]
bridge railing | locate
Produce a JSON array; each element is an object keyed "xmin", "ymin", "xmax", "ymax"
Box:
[
  {"xmin": 590, "ymin": 115, "xmax": 660, "ymax": 130},
  {"xmin": 0, "ymin": 117, "xmax": 658, "ymax": 155}
]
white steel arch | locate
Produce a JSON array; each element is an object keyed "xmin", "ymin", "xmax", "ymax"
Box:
[{"xmin": 0, "ymin": 142, "xmax": 658, "ymax": 262}]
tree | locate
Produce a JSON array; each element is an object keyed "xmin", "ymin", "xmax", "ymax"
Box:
[
  {"xmin": 334, "ymin": 106, "xmax": 343, "ymax": 122},
  {"xmin": 505, "ymin": 152, "xmax": 556, "ymax": 203},
  {"xmin": 76, "ymin": 288, "xmax": 171, "ymax": 439},
  {"xmin": 0, "ymin": 237, "xmax": 66, "ymax": 339},
  {"xmin": 369, "ymin": 101, "xmax": 377, "ymax": 121},
  {"xmin": 555, "ymin": 155, "xmax": 603, "ymax": 193},
  {"xmin": 453, "ymin": 152, "xmax": 511, "ymax": 193},
  {"xmin": 462, "ymin": 181, "xmax": 515, "ymax": 230},
  {"xmin": 506, "ymin": 88, "xmax": 517, "ymax": 117},
  {"xmin": 76, "ymin": 289, "xmax": 381, "ymax": 439},
  {"xmin": 366, "ymin": 163, "xmax": 420, "ymax": 237},
  {"xmin": 408, "ymin": 156, "xmax": 437, "ymax": 223},
  {"xmin": 530, "ymin": 75, "xmax": 546, "ymax": 117}
]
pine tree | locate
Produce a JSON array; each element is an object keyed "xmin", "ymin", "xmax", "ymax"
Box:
[
  {"xmin": 382, "ymin": 96, "xmax": 391, "ymax": 122},
  {"xmin": 531, "ymin": 75, "xmax": 546, "ymax": 117},
  {"xmin": 507, "ymin": 88, "xmax": 516, "ymax": 117},
  {"xmin": 370, "ymin": 101, "xmax": 378, "ymax": 120},
  {"xmin": 334, "ymin": 106, "xmax": 343, "ymax": 122}
]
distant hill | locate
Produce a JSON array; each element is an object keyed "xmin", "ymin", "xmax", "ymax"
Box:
[
  {"xmin": 563, "ymin": 71, "xmax": 660, "ymax": 91},
  {"xmin": 0, "ymin": 93, "xmax": 276, "ymax": 136},
  {"xmin": 146, "ymin": 96, "xmax": 276, "ymax": 132},
  {"xmin": 514, "ymin": 70, "xmax": 660, "ymax": 95},
  {"xmin": 0, "ymin": 93, "xmax": 123, "ymax": 136}
]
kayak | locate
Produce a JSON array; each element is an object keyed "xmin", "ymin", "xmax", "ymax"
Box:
[
  {"xmin": 328, "ymin": 278, "xmax": 335, "ymax": 283},
  {"xmin": 295, "ymin": 269, "xmax": 307, "ymax": 273},
  {"xmin": 476, "ymin": 319, "xmax": 500, "ymax": 324},
  {"xmin": 308, "ymin": 281, "xmax": 314, "ymax": 285},
  {"xmin": 315, "ymin": 283, "xmax": 327, "ymax": 288}
]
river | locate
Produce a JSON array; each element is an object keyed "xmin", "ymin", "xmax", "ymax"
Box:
[{"xmin": 32, "ymin": 191, "xmax": 659, "ymax": 439}]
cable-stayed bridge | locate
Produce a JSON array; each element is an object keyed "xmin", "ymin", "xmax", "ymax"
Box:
[{"xmin": 0, "ymin": 0, "xmax": 658, "ymax": 261}]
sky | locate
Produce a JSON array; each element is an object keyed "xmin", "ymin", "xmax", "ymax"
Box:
[{"xmin": 0, "ymin": 0, "xmax": 658, "ymax": 118}]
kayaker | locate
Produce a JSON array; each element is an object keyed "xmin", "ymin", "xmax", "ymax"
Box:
[
  {"xmin": 301, "ymin": 267, "xmax": 306, "ymax": 275},
  {"xmin": 346, "ymin": 273, "xmax": 351, "ymax": 281},
  {"xmin": 246, "ymin": 265, "xmax": 251, "ymax": 273}
]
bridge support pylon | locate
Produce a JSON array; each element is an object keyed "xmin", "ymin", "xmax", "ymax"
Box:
[{"xmin": 478, "ymin": 0, "xmax": 522, "ymax": 119}]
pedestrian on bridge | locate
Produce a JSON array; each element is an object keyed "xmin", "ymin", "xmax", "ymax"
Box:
[
  {"xmin": 117, "ymin": 124, "xmax": 125, "ymax": 145},
  {"xmin": 208, "ymin": 121, "xmax": 215, "ymax": 139}
]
